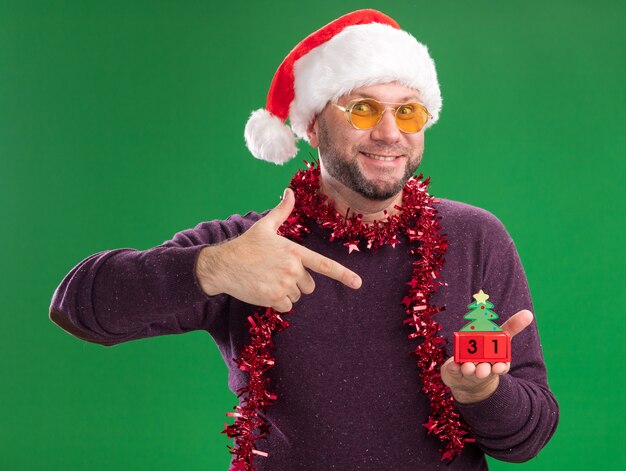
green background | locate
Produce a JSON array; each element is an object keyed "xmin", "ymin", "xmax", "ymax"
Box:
[{"xmin": 2, "ymin": 0, "xmax": 624, "ymax": 469}]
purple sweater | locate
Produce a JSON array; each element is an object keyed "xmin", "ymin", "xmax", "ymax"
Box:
[{"xmin": 49, "ymin": 198, "xmax": 559, "ymax": 470}]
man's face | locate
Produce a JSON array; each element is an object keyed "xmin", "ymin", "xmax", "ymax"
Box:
[{"xmin": 307, "ymin": 82, "xmax": 426, "ymax": 201}]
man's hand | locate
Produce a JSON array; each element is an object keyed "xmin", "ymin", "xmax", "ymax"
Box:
[
  {"xmin": 195, "ymin": 188, "xmax": 362, "ymax": 312},
  {"xmin": 441, "ymin": 309, "xmax": 534, "ymax": 404}
]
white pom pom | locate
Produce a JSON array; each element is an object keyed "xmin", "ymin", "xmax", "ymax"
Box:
[{"xmin": 244, "ymin": 109, "xmax": 298, "ymax": 165}]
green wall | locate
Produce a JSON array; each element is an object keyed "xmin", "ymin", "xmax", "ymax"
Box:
[{"xmin": 2, "ymin": 0, "xmax": 624, "ymax": 469}]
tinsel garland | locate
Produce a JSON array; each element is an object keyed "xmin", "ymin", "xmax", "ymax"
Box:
[{"xmin": 222, "ymin": 161, "xmax": 473, "ymax": 469}]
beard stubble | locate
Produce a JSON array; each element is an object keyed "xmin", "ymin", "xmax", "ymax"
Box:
[{"xmin": 316, "ymin": 117, "xmax": 423, "ymax": 201}]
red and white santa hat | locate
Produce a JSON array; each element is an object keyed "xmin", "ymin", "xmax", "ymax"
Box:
[{"xmin": 244, "ymin": 9, "xmax": 442, "ymax": 165}]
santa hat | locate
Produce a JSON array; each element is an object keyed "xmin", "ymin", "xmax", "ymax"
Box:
[{"xmin": 244, "ymin": 9, "xmax": 442, "ymax": 165}]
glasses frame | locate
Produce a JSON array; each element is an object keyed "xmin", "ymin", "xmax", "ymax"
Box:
[{"xmin": 332, "ymin": 98, "xmax": 432, "ymax": 134}]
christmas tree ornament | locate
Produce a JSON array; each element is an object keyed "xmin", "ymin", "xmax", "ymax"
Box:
[{"xmin": 453, "ymin": 290, "xmax": 511, "ymax": 363}]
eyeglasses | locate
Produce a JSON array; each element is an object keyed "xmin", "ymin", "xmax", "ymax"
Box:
[{"xmin": 332, "ymin": 98, "xmax": 432, "ymax": 134}]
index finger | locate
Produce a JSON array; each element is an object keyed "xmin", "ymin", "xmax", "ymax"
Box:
[{"xmin": 298, "ymin": 245, "xmax": 362, "ymax": 289}]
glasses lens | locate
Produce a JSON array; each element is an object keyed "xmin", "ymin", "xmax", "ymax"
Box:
[
  {"xmin": 348, "ymin": 99, "xmax": 382, "ymax": 129},
  {"xmin": 395, "ymin": 103, "xmax": 429, "ymax": 133}
]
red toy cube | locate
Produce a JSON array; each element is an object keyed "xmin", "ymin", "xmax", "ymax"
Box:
[{"xmin": 453, "ymin": 331, "xmax": 511, "ymax": 363}]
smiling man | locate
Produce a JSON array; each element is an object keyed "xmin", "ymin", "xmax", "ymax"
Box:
[
  {"xmin": 50, "ymin": 9, "xmax": 559, "ymax": 470},
  {"xmin": 311, "ymin": 83, "xmax": 427, "ymax": 217}
]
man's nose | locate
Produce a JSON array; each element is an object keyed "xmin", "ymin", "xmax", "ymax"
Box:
[{"xmin": 370, "ymin": 109, "xmax": 402, "ymax": 143}]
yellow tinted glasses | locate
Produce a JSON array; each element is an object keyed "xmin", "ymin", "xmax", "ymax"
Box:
[{"xmin": 333, "ymin": 98, "xmax": 432, "ymax": 133}]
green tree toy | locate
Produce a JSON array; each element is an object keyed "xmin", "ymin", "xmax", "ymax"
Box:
[{"xmin": 459, "ymin": 289, "xmax": 502, "ymax": 332}]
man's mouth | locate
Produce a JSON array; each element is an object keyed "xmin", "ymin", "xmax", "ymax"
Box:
[{"xmin": 360, "ymin": 151, "xmax": 401, "ymax": 162}]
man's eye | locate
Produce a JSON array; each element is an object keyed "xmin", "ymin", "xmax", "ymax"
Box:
[
  {"xmin": 397, "ymin": 105, "xmax": 415, "ymax": 115},
  {"xmin": 352, "ymin": 102, "xmax": 374, "ymax": 114}
]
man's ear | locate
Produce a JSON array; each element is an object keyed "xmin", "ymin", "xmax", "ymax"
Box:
[{"xmin": 306, "ymin": 116, "xmax": 320, "ymax": 149}]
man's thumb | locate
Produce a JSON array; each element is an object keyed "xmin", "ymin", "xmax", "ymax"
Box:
[
  {"xmin": 266, "ymin": 188, "xmax": 295, "ymax": 229},
  {"xmin": 501, "ymin": 309, "xmax": 534, "ymax": 338}
]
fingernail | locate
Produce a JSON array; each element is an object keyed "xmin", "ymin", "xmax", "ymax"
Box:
[
  {"xmin": 351, "ymin": 276, "xmax": 361, "ymax": 288},
  {"xmin": 282, "ymin": 188, "xmax": 288, "ymax": 200}
]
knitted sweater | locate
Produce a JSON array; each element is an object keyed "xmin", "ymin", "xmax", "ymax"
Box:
[{"xmin": 49, "ymin": 198, "xmax": 559, "ymax": 470}]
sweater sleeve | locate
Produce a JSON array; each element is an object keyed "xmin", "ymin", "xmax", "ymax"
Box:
[
  {"xmin": 49, "ymin": 212, "xmax": 265, "ymax": 347},
  {"xmin": 454, "ymin": 225, "xmax": 560, "ymax": 462}
]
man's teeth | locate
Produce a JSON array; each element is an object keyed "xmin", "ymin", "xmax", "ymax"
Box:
[{"xmin": 362, "ymin": 152, "xmax": 398, "ymax": 161}]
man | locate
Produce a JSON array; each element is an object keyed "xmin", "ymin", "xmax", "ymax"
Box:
[{"xmin": 50, "ymin": 9, "xmax": 558, "ymax": 470}]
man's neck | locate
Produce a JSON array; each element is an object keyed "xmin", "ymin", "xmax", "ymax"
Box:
[{"xmin": 319, "ymin": 177, "xmax": 403, "ymax": 223}]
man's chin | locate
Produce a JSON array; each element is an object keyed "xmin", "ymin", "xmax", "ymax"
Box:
[
  {"xmin": 321, "ymin": 154, "xmax": 414, "ymax": 201},
  {"xmin": 356, "ymin": 180, "xmax": 405, "ymax": 201}
]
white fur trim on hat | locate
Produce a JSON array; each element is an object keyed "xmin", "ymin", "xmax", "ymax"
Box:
[
  {"xmin": 244, "ymin": 109, "xmax": 298, "ymax": 164},
  {"xmin": 289, "ymin": 23, "xmax": 442, "ymax": 140}
]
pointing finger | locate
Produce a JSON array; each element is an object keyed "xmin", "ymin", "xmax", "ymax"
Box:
[{"xmin": 298, "ymin": 245, "xmax": 362, "ymax": 289}]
